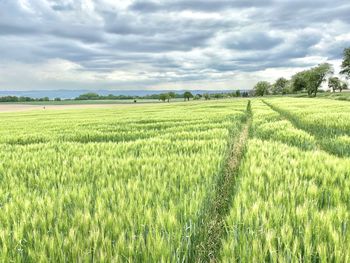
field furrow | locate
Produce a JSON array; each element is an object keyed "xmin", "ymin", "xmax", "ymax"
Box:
[{"xmin": 192, "ymin": 101, "xmax": 252, "ymax": 262}]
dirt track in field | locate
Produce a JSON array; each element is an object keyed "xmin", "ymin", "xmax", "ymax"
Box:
[{"xmin": 0, "ymin": 103, "xmax": 148, "ymax": 112}]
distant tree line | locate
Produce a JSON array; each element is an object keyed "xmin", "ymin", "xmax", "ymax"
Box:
[
  {"xmin": 0, "ymin": 96, "xmax": 51, "ymax": 103},
  {"xmin": 74, "ymin": 92, "xmax": 182, "ymax": 101},
  {"xmin": 74, "ymin": 90, "xmax": 249, "ymax": 102},
  {"xmin": 74, "ymin": 92, "xmax": 184, "ymax": 102},
  {"xmin": 253, "ymin": 47, "xmax": 350, "ymax": 97},
  {"xmin": 200, "ymin": 90, "xmax": 249, "ymax": 100},
  {"xmin": 1, "ymin": 90, "xmax": 249, "ymax": 103}
]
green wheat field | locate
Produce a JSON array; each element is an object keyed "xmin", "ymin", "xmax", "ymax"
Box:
[{"xmin": 0, "ymin": 98, "xmax": 349, "ymax": 262}]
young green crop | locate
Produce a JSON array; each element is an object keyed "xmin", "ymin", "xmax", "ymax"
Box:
[
  {"xmin": 265, "ymin": 98, "xmax": 350, "ymax": 157},
  {"xmin": 0, "ymin": 100, "xmax": 248, "ymax": 262},
  {"xmin": 2, "ymin": 97, "xmax": 349, "ymax": 262},
  {"xmin": 220, "ymin": 100, "xmax": 350, "ymax": 262},
  {"xmin": 265, "ymin": 98, "xmax": 350, "ymax": 137}
]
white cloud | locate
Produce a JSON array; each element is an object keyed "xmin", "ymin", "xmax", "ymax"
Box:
[{"xmin": 0, "ymin": 0, "xmax": 349, "ymax": 91}]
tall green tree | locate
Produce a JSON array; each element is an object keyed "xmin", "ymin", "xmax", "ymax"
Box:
[
  {"xmin": 290, "ymin": 63, "xmax": 332, "ymax": 97},
  {"xmin": 272, "ymin": 77, "xmax": 289, "ymax": 94},
  {"xmin": 340, "ymin": 47, "xmax": 350, "ymax": 79},
  {"xmin": 159, "ymin": 93, "xmax": 170, "ymax": 102},
  {"xmin": 183, "ymin": 91, "xmax": 193, "ymax": 101},
  {"xmin": 193, "ymin": 94, "xmax": 201, "ymax": 100},
  {"xmin": 168, "ymin": 92, "xmax": 176, "ymax": 101},
  {"xmin": 254, "ymin": 81, "xmax": 271, "ymax": 96},
  {"xmin": 291, "ymin": 71, "xmax": 308, "ymax": 93},
  {"xmin": 282, "ymin": 81, "xmax": 293, "ymax": 95},
  {"xmin": 340, "ymin": 81, "xmax": 348, "ymax": 92},
  {"xmin": 305, "ymin": 63, "xmax": 333, "ymax": 97},
  {"xmin": 328, "ymin": 76, "xmax": 341, "ymax": 92}
]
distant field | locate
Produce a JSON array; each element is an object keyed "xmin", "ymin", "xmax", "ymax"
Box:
[
  {"xmin": 291, "ymin": 91, "xmax": 350, "ymax": 101},
  {"xmin": 0, "ymin": 98, "xmax": 349, "ymax": 261},
  {"xmin": 317, "ymin": 91, "xmax": 350, "ymax": 101},
  {"xmin": 0, "ymin": 98, "xmax": 188, "ymax": 112},
  {"xmin": 0, "ymin": 99, "xmax": 166, "ymax": 105}
]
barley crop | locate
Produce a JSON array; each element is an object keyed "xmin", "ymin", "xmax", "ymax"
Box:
[
  {"xmin": 0, "ymin": 101, "xmax": 247, "ymax": 262},
  {"xmin": 220, "ymin": 100, "xmax": 350, "ymax": 262}
]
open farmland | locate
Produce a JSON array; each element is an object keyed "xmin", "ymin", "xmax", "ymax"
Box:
[
  {"xmin": 220, "ymin": 99, "xmax": 350, "ymax": 262},
  {"xmin": 0, "ymin": 100, "xmax": 248, "ymax": 262},
  {"xmin": 0, "ymin": 98, "xmax": 349, "ymax": 262}
]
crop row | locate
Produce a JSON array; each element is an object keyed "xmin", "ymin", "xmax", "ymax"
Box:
[
  {"xmin": 265, "ymin": 98, "xmax": 350, "ymax": 157},
  {"xmin": 220, "ymin": 100, "xmax": 350, "ymax": 262}
]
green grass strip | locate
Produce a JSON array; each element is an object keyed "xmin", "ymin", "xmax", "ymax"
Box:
[{"xmin": 190, "ymin": 101, "xmax": 252, "ymax": 262}]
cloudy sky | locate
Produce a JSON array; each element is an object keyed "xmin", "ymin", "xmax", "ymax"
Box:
[{"xmin": 0, "ymin": 0, "xmax": 349, "ymax": 91}]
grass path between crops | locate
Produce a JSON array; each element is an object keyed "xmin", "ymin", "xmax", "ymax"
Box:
[
  {"xmin": 191, "ymin": 101, "xmax": 252, "ymax": 262},
  {"xmin": 262, "ymin": 100, "xmax": 348, "ymax": 158}
]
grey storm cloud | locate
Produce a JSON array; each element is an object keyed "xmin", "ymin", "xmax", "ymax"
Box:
[
  {"xmin": 0, "ymin": 0, "xmax": 350, "ymax": 90},
  {"xmin": 130, "ymin": 0, "xmax": 274, "ymax": 12},
  {"xmin": 225, "ymin": 32, "xmax": 284, "ymax": 51}
]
